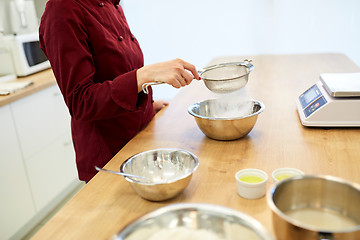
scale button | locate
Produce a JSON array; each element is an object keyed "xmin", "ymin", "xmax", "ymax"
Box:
[{"xmin": 315, "ymin": 103, "xmax": 320, "ymax": 108}]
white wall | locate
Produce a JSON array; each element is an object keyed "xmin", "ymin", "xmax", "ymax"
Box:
[{"xmin": 122, "ymin": 0, "xmax": 360, "ymax": 100}]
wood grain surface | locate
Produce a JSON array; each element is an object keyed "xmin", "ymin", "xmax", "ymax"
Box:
[
  {"xmin": 0, "ymin": 69, "xmax": 56, "ymax": 107},
  {"xmin": 32, "ymin": 53, "xmax": 360, "ymax": 240}
]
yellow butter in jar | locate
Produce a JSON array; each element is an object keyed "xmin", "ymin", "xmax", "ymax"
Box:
[
  {"xmin": 239, "ymin": 175, "xmax": 264, "ymax": 183},
  {"xmin": 275, "ymin": 174, "xmax": 294, "ymax": 181}
]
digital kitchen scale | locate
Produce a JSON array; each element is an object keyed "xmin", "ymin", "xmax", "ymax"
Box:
[{"xmin": 296, "ymin": 73, "xmax": 360, "ymax": 127}]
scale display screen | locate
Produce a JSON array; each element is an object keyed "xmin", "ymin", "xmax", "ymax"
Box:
[
  {"xmin": 299, "ymin": 84, "xmax": 322, "ymax": 108},
  {"xmin": 303, "ymin": 97, "xmax": 327, "ymax": 117},
  {"xmin": 298, "ymin": 84, "xmax": 327, "ymax": 117}
]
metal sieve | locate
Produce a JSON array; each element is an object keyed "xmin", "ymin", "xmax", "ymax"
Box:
[
  {"xmin": 199, "ymin": 59, "xmax": 253, "ymax": 93},
  {"xmin": 142, "ymin": 59, "xmax": 253, "ymax": 94}
]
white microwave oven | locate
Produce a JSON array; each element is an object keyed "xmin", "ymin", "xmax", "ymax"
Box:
[{"xmin": 1, "ymin": 32, "xmax": 50, "ymax": 77}]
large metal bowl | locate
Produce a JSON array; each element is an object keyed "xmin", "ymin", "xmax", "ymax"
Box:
[
  {"xmin": 188, "ymin": 99, "xmax": 265, "ymax": 140},
  {"xmin": 112, "ymin": 203, "xmax": 275, "ymax": 240},
  {"xmin": 120, "ymin": 148, "xmax": 199, "ymax": 201},
  {"xmin": 267, "ymin": 175, "xmax": 360, "ymax": 240}
]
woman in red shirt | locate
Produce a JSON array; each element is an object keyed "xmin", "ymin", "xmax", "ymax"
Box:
[{"xmin": 39, "ymin": 0, "xmax": 200, "ymax": 182}]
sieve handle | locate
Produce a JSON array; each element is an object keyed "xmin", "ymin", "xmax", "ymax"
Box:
[
  {"xmin": 242, "ymin": 59, "xmax": 254, "ymax": 72},
  {"xmin": 142, "ymin": 81, "xmax": 165, "ymax": 94}
]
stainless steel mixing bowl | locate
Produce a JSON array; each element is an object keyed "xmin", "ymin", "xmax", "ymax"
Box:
[
  {"xmin": 112, "ymin": 203, "xmax": 275, "ymax": 240},
  {"xmin": 120, "ymin": 148, "xmax": 199, "ymax": 201},
  {"xmin": 267, "ymin": 175, "xmax": 360, "ymax": 240},
  {"xmin": 188, "ymin": 99, "xmax": 265, "ymax": 140}
]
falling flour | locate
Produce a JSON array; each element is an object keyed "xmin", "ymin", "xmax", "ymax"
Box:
[{"xmin": 203, "ymin": 87, "xmax": 255, "ymax": 119}]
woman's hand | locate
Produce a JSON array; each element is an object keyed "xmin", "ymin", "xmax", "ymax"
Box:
[
  {"xmin": 136, "ymin": 59, "xmax": 201, "ymax": 92},
  {"xmin": 153, "ymin": 100, "xmax": 169, "ymax": 113}
]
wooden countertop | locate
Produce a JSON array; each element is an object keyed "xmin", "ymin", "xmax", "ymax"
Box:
[
  {"xmin": 32, "ymin": 53, "xmax": 360, "ymax": 240},
  {"xmin": 0, "ymin": 69, "xmax": 56, "ymax": 107}
]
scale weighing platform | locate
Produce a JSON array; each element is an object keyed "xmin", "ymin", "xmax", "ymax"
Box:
[{"xmin": 296, "ymin": 73, "xmax": 360, "ymax": 127}]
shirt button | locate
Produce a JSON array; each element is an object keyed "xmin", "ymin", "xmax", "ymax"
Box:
[
  {"xmin": 99, "ymin": 2, "xmax": 105, "ymax": 7},
  {"xmin": 118, "ymin": 36, "xmax": 123, "ymax": 41},
  {"xmin": 131, "ymin": 35, "xmax": 135, "ymax": 41},
  {"xmin": 115, "ymin": 4, "xmax": 119, "ymax": 8}
]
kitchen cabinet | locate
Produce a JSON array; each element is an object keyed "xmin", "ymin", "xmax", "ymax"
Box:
[
  {"xmin": 0, "ymin": 83, "xmax": 80, "ymax": 239},
  {"xmin": 25, "ymin": 133, "xmax": 77, "ymax": 210},
  {"xmin": 11, "ymin": 85, "xmax": 70, "ymax": 160},
  {"xmin": 0, "ymin": 105, "xmax": 36, "ymax": 240}
]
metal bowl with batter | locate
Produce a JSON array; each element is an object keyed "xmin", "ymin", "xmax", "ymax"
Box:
[
  {"xmin": 120, "ymin": 148, "xmax": 199, "ymax": 201},
  {"xmin": 112, "ymin": 203, "xmax": 275, "ymax": 240},
  {"xmin": 267, "ymin": 175, "xmax": 360, "ymax": 240}
]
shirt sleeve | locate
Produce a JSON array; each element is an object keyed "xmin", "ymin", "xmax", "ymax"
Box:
[{"xmin": 39, "ymin": 0, "xmax": 140, "ymax": 121}]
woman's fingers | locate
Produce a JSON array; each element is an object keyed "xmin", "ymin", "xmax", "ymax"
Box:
[
  {"xmin": 173, "ymin": 73, "xmax": 186, "ymax": 88},
  {"xmin": 181, "ymin": 70, "xmax": 195, "ymax": 85},
  {"xmin": 172, "ymin": 59, "xmax": 199, "ymax": 87},
  {"xmin": 181, "ymin": 60, "xmax": 201, "ymax": 80},
  {"xmin": 164, "ymin": 60, "xmax": 194, "ymax": 88}
]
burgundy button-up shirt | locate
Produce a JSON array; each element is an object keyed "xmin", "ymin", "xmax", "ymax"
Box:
[{"xmin": 39, "ymin": 0, "xmax": 154, "ymax": 181}]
